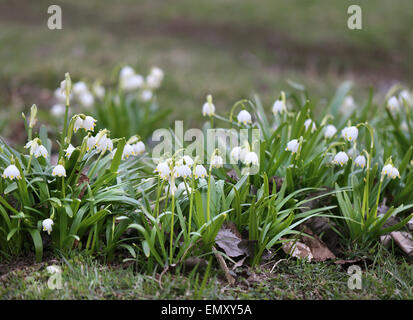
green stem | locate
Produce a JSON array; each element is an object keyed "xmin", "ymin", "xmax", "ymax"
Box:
[
  {"xmin": 169, "ymin": 193, "xmax": 175, "ymax": 265},
  {"xmin": 60, "ymin": 103, "xmax": 70, "ymax": 159}
]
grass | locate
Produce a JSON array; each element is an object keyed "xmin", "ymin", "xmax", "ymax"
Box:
[
  {"xmin": 1, "ymin": 0, "xmax": 413, "ymax": 130},
  {"xmin": 1, "ymin": 247, "xmax": 411, "ymax": 299}
]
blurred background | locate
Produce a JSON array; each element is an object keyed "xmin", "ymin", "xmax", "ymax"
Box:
[{"xmin": 1, "ymin": 0, "xmax": 412, "ymax": 143}]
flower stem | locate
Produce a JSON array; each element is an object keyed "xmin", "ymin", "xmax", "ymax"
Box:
[{"xmin": 169, "ymin": 193, "xmax": 175, "ymax": 265}]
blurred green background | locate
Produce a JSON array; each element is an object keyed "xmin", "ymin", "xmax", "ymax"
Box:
[{"xmin": 1, "ymin": 0, "xmax": 412, "ymax": 138}]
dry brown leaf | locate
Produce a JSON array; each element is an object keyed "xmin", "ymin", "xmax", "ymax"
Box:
[
  {"xmin": 215, "ymin": 227, "xmax": 245, "ymax": 257},
  {"xmin": 390, "ymin": 231, "xmax": 413, "ymax": 256},
  {"xmin": 300, "ymin": 228, "xmax": 336, "ymax": 261},
  {"xmin": 282, "ymin": 240, "xmax": 313, "ymax": 261}
]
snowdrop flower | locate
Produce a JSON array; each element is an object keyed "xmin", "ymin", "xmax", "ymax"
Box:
[
  {"xmin": 34, "ymin": 145, "xmax": 48, "ymax": 159},
  {"xmin": 165, "ymin": 181, "xmax": 177, "ymax": 196},
  {"xmin": 272, "ymin": 99, "xmax": 286, "ymax": 115},
  {"xmin": 54, "ymin": 88, "xmax": 67, "ymax": 103},
  {"xmin": 174, "ymin": 164, "xmax": 192, "ymax": 178},
  {"xmin": 78, "ymin": 91, "xmax": 95, "ymax": 108},
  {"xmin": 178, "ymin": 182, "xmax": 192, "ymax": 195},
  {"xmin": 119, "ymin": 66, "xmax": 135, "ymax": 81},
  {"xmin": 342, "ymin": 126, "xmax": 358, "ymax": 142},
  {"xmin": 52, "ymin": 164, "xmax": 66, "ymax": 177},
  {"xmin": 146, "ymin": 67, "xmax": 164, "ymax": 89},
  {"xmin": 73, "ymin": 117, "xmax": 84, "ymax": 133},
  {"xmin": 304, "ymin": 119, "xmax": 316, "ymax": 131},
  {"xmin": 237, "ymin": 110, "xmax": 252, "ymax": 125},
  {"xmin": 82, "ymin": 116, "xmax": 97, "ymax": 132},
  {"xmin": 95, "ymin": 134, "xmax": 113, "ymax": 153},
  {"xmin": 93, "ymin": 83, "xmax": 105, "ymax": 100},
  {"xmin": 42, "ymin": 219, "xmax": 54, "ymax": 235},
  {"xmin": 399, "ymin": 90, "xmax": 411, "ymax": 105},
  {"xmin": 51, "ymin": 104, "xmax": 66, "ymax": 117},
  {"xmin": 86, "ymin": 136, "xmax": 96, "ymax": 151},
  {"xmin": 342, "ymin": 96, "xmax": 355, "ymax": 113},
  {"xmin": 178, "ymin": 155, "xmax": 194, "ymax": 167},
  {"xmin": 332, "ymin": 152, "xmax": 349, "ymax": 167},
  {"xmin": 382, "ymin": 164, "xmax": 400, "ymax": 179},
  {"xmin": 194, "ymin": 165, "xmax": 207, "ymax": 179},
  {"xmin": 285, "ymin": 139, "xmax": 299, "ymax": 153},
  {"xmin": 2, "ymin": 164, "xmax": 21, "ymax": 180},
  {"xmin": 244, "ymin": 152, "xmax": 259, "ymax": 166},
  {"xmin": 230, "ymin": 146, "xmax": 248, "ymax": 162},
  {"xmin": 140, "ymin": 89, "xmax": 153, "ymax": 101},
  {"xmin": 324, "ymin": 125, "xmax": 337, "ymax": 139},
  {"xmin": 132, "ymin": 141, "xmax": 145, "ymax": 155},
  {"xmin": 122, "ymin": 74, "xmax": 144, "ymax": 91},
  {"xmin": 60, "ymin": 80, "xmax": 67, "ymax": 94},
  {"xmin": 387, "ymin": 96, "xmax": 400, "ymax": 112},
  {"xmin": 202, "ymin": 95, "xmax": 215, "ymax": 116},
  {"xmin": 347, "ymin": 148, "xmax": 358, "ymax": 159},
  {"xmin": 72, "ymin": 82, "xmax": 89, "ymax": 96},
  {"xmin": 211, "ymin": 154, "xmax": 224, "ymax": 168},
  {"xmin": 354, "ymin": 155, "xmax": 366, "ymax": 168},
  {"xmin": 122, "ymin": 144, "xmax": 134, "ymax": 160},
  {"xmin": 155, "ymin": 162, "xmax": 171, "ymax": 180}
]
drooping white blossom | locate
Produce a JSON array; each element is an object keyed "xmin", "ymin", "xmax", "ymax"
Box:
[
  {"xmin": 202, "ymin": 96, "xmax": 215, "ymax": 117},
  {"xmin": 155, "ymin": 162, "xmax": 171, "ymax": 180},
  {"xmin": 304, "ymin": 119, "xmax": 316, "ymax": 131},
  {"xmin": 2, "ymin": 164, "xmax": 21, "ymax": 180},
  {"xmin": 122, "ymin": 143, "xmax": 134, "ymax": 160},
  {"xmin": 237, "ymin": 110, "xmax": 252, "ymax": 125},
  {"xmin": 324, "ymin": 125, "xmax": 337, "ymax": 139},
  {"xmin": 174, "ymin": 164, "xmax": 192, "ymax": 178},
  {"xmin": 244, "ymin": 152, "xmax": 259, "ymax": 166},
  {"xmin": 132, "ymin": 141, "xmax": 145, "ymax": 155},
  {"xmin": 382, "ymin": 164, "xmax": 400, "ymax": 179},
  {"xmin": 194, "ymin": 165, "xmax": 207, "ymax": 179},
  {"xmin": 42, "ymin": 219, "xmax": 54, "ymax": 235},
  {"xmin": 272, "ymin": 99, "xmax": 286, "ymax": 115},
  {"xmin": 286, "ymin": 139, "xmax": 299, "ymax": 153},
  {"xmin": 332, "ymin": 152, "xmax": 349, "ymax": 167},
  {"xmin": 52, "ymin": 164, "xmax": 66, "ymax": 177},
  {"xmin": 387, "ymin": 96, "xmax": 400, "ymax": 112},
  {"xmin": 342, "ymin": 126, "xmax": 358, "ymax": 142},
  {"xmin": 354, "ymin": 155, "xmax": 366, "ymax": 168},
  {"xmin": 211, "ymin": 154, "xmax": 224, "ymax": 168},
  {"xmin": 65, "ymin": 144, "xmax": 76, "ymax": 158}
]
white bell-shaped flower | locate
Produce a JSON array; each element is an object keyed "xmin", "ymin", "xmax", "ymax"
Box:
[
  {"xmin": 399, "ymin": 90, "xmax": 411, "ymax": 105},
  {"xmin": 174, "ymin": 164, "xmax": 192, "ymax": 178},
  {"xmin": 387, "ymin": 96, "xmax": 400, "ymax": 112},
  {"xmin": 96, "ymin": 134, "xmax": 113, "ymax": 153},
  {"xmin": 177, "ymin": 182, "xmax": 192, "ymax": 195},
  {"xmin": 52, "ymin": 164, "xmax": 66, "ymax": 177},
  {"xmin": 324, "ymin": 125, "xmax": 337, "ymax": 139},
  {"xmin": 244, "ymin": 152, "xmax": 259, "ymax": 166},
  {"xmin": 122, "ymin": 144, "xmax": 134, "ymax": 160},
  {"xmin": 72, "ymin": 82, "xmax": 89, "ymax": 96},
  {"xmin": 140, "ymin": 89, "xmax": 153, "ymax": 101},
  {"xmin": 86, "ymin": 136, "xmax": 97, "ymax": 151},
  {"xmin": 382, "ymin": 164, "xmax": 400, "ymax": 179},
  {"xmin": 65, "ymin": 144, "xmax": 76, "ymax": 158},
  {"xmin": 272, "ymin": 99, "xmax": 286, "ymax": 115},
  {"xmin": 82, "ymin": 116, "xmax": 96, "ymax": 132},
  {"xmin": 73, "ymin": 117, "xmax": 83, "ymax": 133},
  {"xmin": 155, "ymin": 161, "xmax": 171, "ymax": 180},
  {"xmin": 51, "ymin": 104, "xmax": 66, "ymax": 117},
  {"xmin": 342, "ymin": 126, "xmax": 358, "ymax": 142},
  {"xmin": 237, "ymin": 110, "xmax": 252, "ymax": 125},
  {"xmin": 354, "ymin": 155, "xmax": 366, "ymax": 168},
  {"xmin": 93, "ymin": 84, "xmax": 105, "ymax": 100},
  {"xmin": 42, "ymin": 218, "xmax": 54, "ymax": 235},
  {"xmin": 342, "ymin": 96, "xmax": 355, "ymax": 113},
  {"xmin": 122, "ymin": 74, "xmax": 144, "ymax": 91},
  {"xmin": 78, "ymin": 92, "xmax": 94, "ymax": 108},
  {"xmin": 2, "ymin": 164, "xmax": 21, "ymax": 180},
  {"xmin": 202, "ymin": 100, "xmax": 215, "ymax": 116},
  {"xmin": 132, "ymin": 141, "xmax": 145, "ymax": 155},
  {"xmin": 304, "ymin": 119, "xmax": 316, "ymax": 131},
  {"xmin": 286, "ymin": 139, "xmax": 299, "ymax": 153},
  {"xmin": 194, "ymin": 164, "xmax": 207, "ymax": 179},
  {"xmin": 211, "ymin": 154, "xmax": 224, "ymax": 168},
  {"xmin": 332, "ymin": 152, "xmax": 349, "ymax": 167},
  {"xmin": 178, "ymin": 155, "xmax": 194, "ymax": 167},
  {"xmin": 119, "ymin": 66, "xmax": 135, "ymax": 81},
  {"xmin": 34, "ymin": 145, "xmax": 48, "ymax": 159}
]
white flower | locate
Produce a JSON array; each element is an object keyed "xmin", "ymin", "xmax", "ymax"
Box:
[
  {"xmin": 178, "ymin": 182, "xmax": 192, "ymax": 195},
  {"xmin": 286, "ymin": 139, "xmax": 299, "ymax": 153},
  {"xmin": 34, "ymin": 145, "xmax": 48, "ymax": 159},
  {"xmin": 54, "ymin": 88, "xmax": 67, "ymax": 103},
  {"xmin": 237, "ymin": 110, "xmax": 252, "ymax": 125},
  {"xmin": 60, "ymin": 80, "xmax": 67, "ymax": 94},
  {"xmin": 42, "ymin": 219, "xmax": 54, "ymax": 235},
  {"xmin": 165, "ymin": 181, "xmax": 177, "ymax": 196},
  {"xmin": 119, "ymin": 66, "xmax": 135, "ymax": 81},
  {"xmin": 72, "ymin": 82, "xmax": 89, "ymax": 96},
  {"xmin": 174, "ymin": 164, "xmax": 192, "ymax": 178},
  {"xmin": 347, "ymin": 148, "xmax": 358, "ymax": 159},
  {"xmin": 86, "ymin": 136, "xmax": 96, "ymax": 151},
  {"xmin": 155, "ymin": 162, "xmax": 171, "ymax": 180},
  {"xmin": 194, "ymin": 165, "xmax": 207, "ymax": 179},
  {"xmin": 52, "ymin": 165, "xmax": 66, "ymax": 177},
  {"xmin": 146, "ymin": 67, "xmax": 164, "ymax": 89},
  {"xmin": 82, "ymin": 116, "xmax": 97, "ymax": 132},
  {"xmin": 342, "ymin": 96, "xmax": 355, "ymax": 113},
  {"xmin": 122, "ymin": 74, "xmax": 144, "ymax": 91},
  {"xmin": 78, "ymin": 92, "xmax": 95, "ymax": 108},
  {"xmin": 332, "ymin": 152, "xmax": 349, "ymax": 167},
  {"xmin": 178, "ymin": 155, "xmax": 194, "ymax": 167},
  {"xmin": 230, "ymin": 146, "xmax": 242, "ymax": 162},
  {"xmin": 272, "ymin": 99, "xmax": 286, "ymax": 115},
  {"xmin": 354, "ymin": 155, "xmax": 366, "ymax": 168},
  {"xmin": 399, "ymin": 90, "xmax": 411, "ymax": 105},
  {"xmin": 2, "ymin": 164, "xmax": 21, "ymax": 180},
  {"xmin": 132, "ymin": 141, "xmax": 145, "ymax": 155},
  {"xmin": 93, "ymin": 84, "xmax": 105, "ymax": 100},
  {"xmin": 324, "ymin": 125, "xmax": 337, "ymax": 139},
  {"xmin": 211, "ymin": 154, "xmax": 224, "ymax": 168},
  {"xmin": 382, "ymin": 164, "xmax": 400, "ymax": 179},
  {"xmin": 122, "ymin": 144, "xmax": 134, "ymax": 160},
  {"xmin": 51, "ymin": 104, "xmax": 66, "ymax": 117},
  {"xmin": 140, "ymin": 89, "xmax": 153, "ymax": 101},
  {"xmin": 73, "ymin": 117, "xmax": 83, "ymax": 133},
  {"xmin": 304, "ymin": 119, "xmax": 316, "ymax": 131},
  {"xmin": 387, "ymin": 96, "xmax": 400, "ymax": 112},
  {"xmin": 244, "ymin": 152, "xmax": 259, "ymax": 166},
  {"xmin": 202, "ymin": 101, "xmax": 215, "ymax": 117},
  {"xmin": 65, "ymin": 144, "xmax": 76, "ymax": 159},
  {"xmin": 342, "ymin": 126, "xmax": 358, "ymax": 142},
  {"xmin": 95, "ymin": 134, "xmax": 113, "ymax": 153}
]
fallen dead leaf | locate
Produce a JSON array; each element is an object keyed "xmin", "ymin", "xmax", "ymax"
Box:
[
  {"xmin": 282, "ymin": 240, "xmax": 313, "ymax": 261},
  {"xmin": 390, "ymin": 231, "xmax": 413, "ymax": 256},
  {"xmin": 300, "ymin": 228, "xmax": 336, "ymax": 261},
  {"xmin": 215, "ymin": 227, "xmax": 245, "ymax": 258}
]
